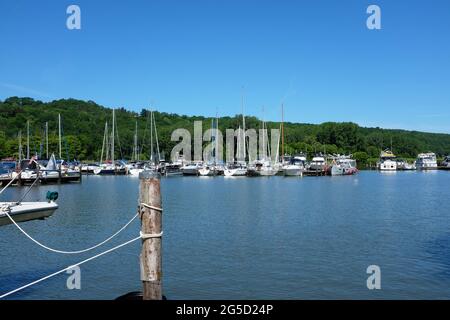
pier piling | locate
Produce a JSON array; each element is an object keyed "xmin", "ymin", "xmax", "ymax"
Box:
[{"xmin": 139, "ymin": 171, "xmax": 163, "ymax": 300}]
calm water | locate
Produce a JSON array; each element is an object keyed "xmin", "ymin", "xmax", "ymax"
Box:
[{"xmin": 1, "ymin": 171, "xmax": 450, "ymax": 299}]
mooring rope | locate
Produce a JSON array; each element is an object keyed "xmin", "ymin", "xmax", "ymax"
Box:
[
  {"xmin": 0, "ymin": 235, "xmax": 142, "ymax": 299},
  {"xmin": 2, "ymin": 208, "xmax": 139, "ymax": 254},
  {"xmin": 15, "ymin": 172, "xmax": 40, "ymax": 204}
]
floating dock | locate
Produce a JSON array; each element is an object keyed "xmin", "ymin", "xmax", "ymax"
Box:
[{"xmin": 0, "ymin": 171, "xmax": 81, "ymax": 187}]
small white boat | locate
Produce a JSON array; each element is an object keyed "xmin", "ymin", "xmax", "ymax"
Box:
[
  {"xmin": 308, "ymin": 156, "xmax": 326, "ymax": 171},
  {"xmin": 0, "ymin": 201, "xmax": 58, "ymax": 226},
  {"xmin": 198, "ymin": 165, "xmax": 216, "ymax": 176},
  {"xmin": 224, "ymin": 163, "xmax": 248, "ymax": 177},
  {"xmin": 441, "ymin": 156, "xmax": 450, "ymax": 168},
  {"xmin": 283, "ymin": 164, "xmax": 303, "ymax": 176},
  {"xmin": 81, "ymin": 163, "xmax": 100, "ymax": 174},
  {"xmin": 129, "ymin": 168, "xmax": 144, "ymax": 176},
  {"xmin": 283, "ymin": 156, "xmax": 305, "ymax": 177},
  {"xmin": 248, "ymin": 161, "xmax": 278, "ymax": 176},
  {"xmin": 182, "ymin": 162, "xmax": 203, "ymax": 176},
  {"xmin": 329, "ymin": 156, "xmax": 358, "ymax": 176}
]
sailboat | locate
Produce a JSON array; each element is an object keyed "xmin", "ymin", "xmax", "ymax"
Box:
[
  {"xmin": 199, "ymin": 116, "xmax": 219, "ymax": 176},
  {"xmin": 280, "ymin": 104, "xmax": 303, "ymax": 177},
  {"xmin": 128, "ymin": 120, "xmax": 144, "ymax": 176},
  {"xmin": 248, "ymin": 108, "xmax": 278, "ymax": 176},
  {"xmin": 224, "ymin": 94, "xmax": 248, "ymax": 177},
  {"xmin": 94, "ymin": 109, "xmax": 126, "ymax": 175},
  {"xmin": 223, "ymin": 126, "xmax": 248, "ymax": 177}
]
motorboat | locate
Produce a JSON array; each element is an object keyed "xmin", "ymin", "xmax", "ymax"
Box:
[
  {"xmin": 0, "ymin": 191, "xmax": 59, "ymax": 227},
  {"xmin": 224, "ymin": 162, "xmax": 247, "ymax": 177},
  {"xmin": 377, "ymin": 150, "xmax": 397, "ymax": 171},
  {"xmin": 416, "ymin": 153, "xmax": 438, "ymax": 170},
  {"xmin": 248, "ymin": 160, "xmax": 277, "ymax": 176},
  {"xmin": 283, "ymin": 156, "xmax": 305, "ymax": 177},
  {"xmin": 329, "ymin": 155, "xmax": 358, "ymax": 176},
  {"xmin": 198, "ymin": 164, "xmax": 217, "ymax": 176},
  {"xmin": 181, "ymin": 162, "xmax": 203, "ymax": 176},
  {"xmin": 81, "ymin": 163, "xmax": 100, "ymax": 174},
  {"xmin": 441, "ymin": 155, "xmax": 450, "ymax": 168},
  {"xmin": 397, "ymin": 159, "xmax": 416, "ymax": 170},
  {"xmin": 308, "ymin": 156, "xmax": 326, "ymax": 171}
]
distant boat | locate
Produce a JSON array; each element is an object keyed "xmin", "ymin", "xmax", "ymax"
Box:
[
  {"xmin": 396, "ymin": 159, "xmax": 416, "ymax": 170},
  {"xmin": 308, "ymin": 156, "xmax": 326, "ymax": 171},
  {"xmin": 248, "ymin": 160, "xmax": 278, "ymax": 176},
  {"xmin": 377, "ymin": 149, "xmax": 397, "ymax": 171},
  {"xmin": 329, "ymin": 155, "xmax": 358, "ymax": 176},
  {"xmin": 182, "ymin": 162, "xmax": 203, "ymax": 176},
  {"xmin": 198, "ymin": 165, "xmax": 217, "ymax": 176},
  {"xmin": 416, "ymin": 153, "xmax": 438, "ymax": 170},
  {"xmin": 95, "ymin": 109, "xmax": 127, "ymax": 175},
  {"xmin": 223, "ymin": 163, "xmax": 247, "ymax": 177},
  {"xmin": 441, "ymin": 155, "xmax": 450, "ymax": 168},
  {"xmin": 81, "ymin": 163, "xmax": 100, "ymax": 174},
  {"xmin": 163, "ymin": 163, "xmax": 183, "ymax": 176},
  {"xmin": 283, "ymin": 156, "xmax": 305, "ymax": 177}
]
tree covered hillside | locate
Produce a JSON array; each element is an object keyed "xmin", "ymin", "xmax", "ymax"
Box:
[{"xmin": 1, "ymin": 97, "xmax": 450, "ymax": 165}]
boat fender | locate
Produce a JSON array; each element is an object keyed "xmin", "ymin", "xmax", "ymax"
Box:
[{"xmin": 46, "ymin": 191, "xmax": 59, "ymax": 202}]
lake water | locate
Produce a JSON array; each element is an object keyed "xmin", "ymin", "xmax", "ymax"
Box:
[{"xmin": 1, "ymin": 171, "xmax": 450, "ymax": 299}]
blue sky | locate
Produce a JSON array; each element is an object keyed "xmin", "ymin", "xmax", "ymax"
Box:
[{"xmin": 1, "ymin": 0, "xmax": 450, "ymax": 133}]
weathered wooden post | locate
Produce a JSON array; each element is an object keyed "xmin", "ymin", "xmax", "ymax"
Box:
[
  {"xmin": 58, "ymin": 167, "xmax": 62, "ymax": 184},
  {"xmin": 139, "ymin": 171, "xmax": 163, "ymax": 300}
]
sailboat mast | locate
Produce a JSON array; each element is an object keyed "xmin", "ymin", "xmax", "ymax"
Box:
[
  {"xmin": 215, "ymin": 113, "xmax": 219, "ymax": 165},
  {"xmin": 100, "ymin": 121, "xmax": 107, "ymax": 163},
  {"xmin": 26, "ymin": 120, "xmax": 30, "ymax": 159},
  {"xmin": 153, "ymin": 112, "xmax": 161, "ymax": 162},
  {"xmin": 111, "ymin": 109, "xmax": 115, "ymax": 164},
  {"xmin": 134, "ymin": 120, "xmax": 138, "ymax": 161},
  {"xmin": 18, "ymin": 131, "xmax": 22, "ymax": 164},
  {"xmin": 261, "ymin": 107, "xmax": 265, "ymax": 160},
  {"xmin": 58, "ymin": 114, "xmax": 62, "ymax": 160},
  {"xmin": 281, "ymin": 103, "xmax": 284, "ymax": 161},
  {"xmin": 241, "ymin": 90, "xmax": 246, "ymax": 162},
  {"xmin": 45, "ymin": 122, "xmax": 49, "ymax": 159}
]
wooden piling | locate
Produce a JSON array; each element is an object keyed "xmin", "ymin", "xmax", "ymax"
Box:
[
  {"xmin": 58, "ymin": 167, "xmax": 62, "ymax": 184},
  {"xmin": 139, "ymin": 171, "xmax": 163, "ymax": 300}
]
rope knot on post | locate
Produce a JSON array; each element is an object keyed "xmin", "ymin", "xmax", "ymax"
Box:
[{"xmin": 140, "ymin": 231, "xmax": 163, "ymax": 239}]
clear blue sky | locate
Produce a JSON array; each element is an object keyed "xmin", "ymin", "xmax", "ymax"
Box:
[{"xmin": 1, "ymin": 0, "xmax": 450, "ymax": 133}]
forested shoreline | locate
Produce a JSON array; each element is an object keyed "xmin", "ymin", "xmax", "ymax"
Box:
[{"xmin": 1, "ymin": 97, "xmax": 450, "ymax": 166}]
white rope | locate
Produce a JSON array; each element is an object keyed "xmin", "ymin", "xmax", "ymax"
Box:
[
  {"xmin": 2, "ymin": 207, "xmax": 139, "ymax": 254},
  {"xmin": 0, "ymin": 235, "xmax": 141, "ymax": 299},
  {"xmin": 140, "ymin": 231, "xmax": 163, "ymax": 239},
  {"xmin": 140, "ymin": 203, "xmax": 163, "ymax": 212}
]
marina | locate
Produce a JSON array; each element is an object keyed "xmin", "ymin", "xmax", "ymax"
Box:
[
  {"xmin": 1, "ymin": 0, "xmax": 450, "ymax": 306},
  {"xmin": 1, "ymin": 171, "xmax": 450, "ymax": 299}
]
